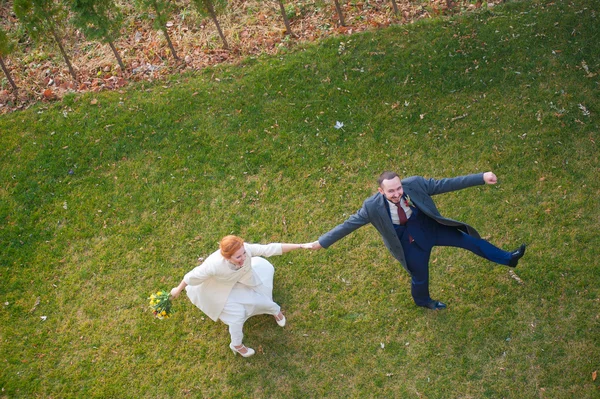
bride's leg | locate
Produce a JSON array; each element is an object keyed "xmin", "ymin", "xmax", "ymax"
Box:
[
  {"xmin": 226, "ymin": 322, "xmax": 254, "ymax": 357},
  {"xmin": 220, "ymin": 302, "xmax": 246, "ymax": 347},
  {"xmin": 228, "ymin": 322, "xmax": 244, "ymax": 347}
]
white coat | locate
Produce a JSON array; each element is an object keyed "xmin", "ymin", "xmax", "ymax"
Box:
[{"xmin": 183, "ymin": 243, "xmax": 282, "ymax": 321}]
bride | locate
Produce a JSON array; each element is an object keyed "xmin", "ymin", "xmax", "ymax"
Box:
[{"xmin": 170, "ymin": 235, "xmax": 313, "ymax": 357}]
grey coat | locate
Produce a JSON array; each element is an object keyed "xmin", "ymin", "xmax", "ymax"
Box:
[{"xmin": 318, "ymin": 173, "xmax": 486, "ymax": 272}]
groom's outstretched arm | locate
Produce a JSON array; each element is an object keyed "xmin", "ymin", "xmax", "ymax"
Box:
[{"xmin": 311, "ymin": 204, "xmax": 371, "ymax": 250}]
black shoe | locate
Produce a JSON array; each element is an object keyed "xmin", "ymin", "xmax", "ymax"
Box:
[
  {"xmin": 419, "ymin": 300, "xmax": 447, "ymax": 310},
  {"xmin": 508, "ymin": 244, "xmax": 527, "ymax": 267}
]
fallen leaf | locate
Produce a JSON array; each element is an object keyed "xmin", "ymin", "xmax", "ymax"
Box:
[
  {"xmin": 90, "ymin": 98, "xmax": 98, "ymax": 105},
  {"xmin": 593, "ymin": 370, "xmax": 597, "ymax": 381},
  {"xmin": 509, "ymin": 270, "xmax": 524, "ymax": 284},
  {"xmin": 30, "ymin": 297, "xmax": 40, "ymax": 312},
  {"xmin": 42, "ymin": 89, "xmax": 55, "ymax": 100}
]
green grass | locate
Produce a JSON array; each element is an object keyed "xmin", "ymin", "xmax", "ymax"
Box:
[{"xmin": 1, "ymin": 0, "xmax": 599, "ymax": 397}]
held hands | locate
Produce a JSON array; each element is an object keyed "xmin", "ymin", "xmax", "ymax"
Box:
[
  {"xmin": 305, "ymin": 240, "xmax": 322, "ymax": 250},
  {"xmin": 483, "ymin": 171, "xmax": 498, "ymax": 185},
  {"xmin": 296, "ymin": 242, "xmax": 322, "ymax": 250},
  {"xmin": 283, "ymin": 242, "xmax": 321, "ymax": 253}
]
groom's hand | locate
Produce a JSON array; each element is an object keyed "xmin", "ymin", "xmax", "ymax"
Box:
[
  {"xmin": 483, "ymin": 171, "xmax": 498, "ymax": 185},
  {"xmin": 309, "ymin": 240, "xmax": 322, "ymax": 250}
]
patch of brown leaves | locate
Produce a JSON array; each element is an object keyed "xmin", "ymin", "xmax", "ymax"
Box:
[{"xmin": 0, "ymin": 0, "xmax": 494, "ymax": 114}]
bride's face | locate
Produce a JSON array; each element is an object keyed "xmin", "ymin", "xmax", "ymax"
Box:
[{"xmin": 229, "ymin": 246, "xmax": 247, "ymax": 267}]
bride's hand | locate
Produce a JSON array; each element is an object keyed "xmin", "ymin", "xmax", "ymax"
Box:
[{"xmin": 170, "ymin": 287, "xmax": 181, "ymax": 298}]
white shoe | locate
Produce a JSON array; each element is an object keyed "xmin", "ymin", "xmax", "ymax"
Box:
[
  {"xmin": 229, "ymin": 343, "xmax": 255, "ymax": 358},
  {"xmin": 274, "ymin": 311, "xmax": 286, "ymax": 327}
]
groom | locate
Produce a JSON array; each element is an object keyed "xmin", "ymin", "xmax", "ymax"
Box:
[{"xmin": 310, "ymin": 171, "xmax": 526, "ymax": 310}]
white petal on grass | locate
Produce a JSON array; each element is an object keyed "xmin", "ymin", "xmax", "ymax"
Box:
[{"xmin": 578, "ymin": 104, "xmax": 590, "ymax": 117}]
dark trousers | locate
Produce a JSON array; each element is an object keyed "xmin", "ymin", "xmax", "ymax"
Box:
[{"xmin": 396, "ymin": 222, "xmax": 512, "ymax": 306}]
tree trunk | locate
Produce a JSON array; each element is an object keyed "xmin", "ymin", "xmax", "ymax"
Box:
[
  {"xmin": 390, "ymin": 0, "xmax": 399, "ymax": 15},
  {"xmin": 108, "ymin": 41, "xmax": 126, "ymax": 70},
  {"xmin": 277, "ymin": 0, "xmax": 293, "ymax": 36},
  {"xmin": 205, "ymin": 0, "xmax": 229, "ymax": 49},
  {"xmin": 333, "ymin": 0, "xmax": 345, "ymax": 26},
  {"xmin": 162, "ymin": 28, "xmax": 179, "ymax": 60},
  {"xmin": 0, "ymin": 56, "xmax": 18, "ymax": 93},
  {"xmin": 152, "ymin": 2, "xmax": 179, "ymax": 60},
  {"xmin": 47, "ymin": 19, "xmax": 77, "ymax": 81}
]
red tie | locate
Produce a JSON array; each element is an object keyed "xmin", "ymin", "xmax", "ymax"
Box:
[
  {"xmin": 395, "ymin": 202, "xmax": 408, "ymax": 225},
  {"xmin": 395, "ymin": 202, "xmax": 414, "ymax": 243}
]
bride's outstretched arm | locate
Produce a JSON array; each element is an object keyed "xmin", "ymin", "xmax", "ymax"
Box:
[{"xmin": 281, "ymin": 243, "xmax": 316, "ymax": 253}]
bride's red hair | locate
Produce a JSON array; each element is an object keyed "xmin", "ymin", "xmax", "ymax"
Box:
[{"xmin": 219, "ymin": 235, "xmax": 244, "ymax": 259}]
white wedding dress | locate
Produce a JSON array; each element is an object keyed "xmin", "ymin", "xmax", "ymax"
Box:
[{"xmin": 217, "ymin": 256, "xmax": 280, "ymax": 346}]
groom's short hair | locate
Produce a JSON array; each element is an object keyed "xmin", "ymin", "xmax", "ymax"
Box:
[{"xmin": 378, "ymin": 171, "xmax": 399, "ymax": 187}]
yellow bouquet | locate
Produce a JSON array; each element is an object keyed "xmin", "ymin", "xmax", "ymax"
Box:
[{"xmin": 148, "ymin": 291, "xmax": 173, "ymax": 319}]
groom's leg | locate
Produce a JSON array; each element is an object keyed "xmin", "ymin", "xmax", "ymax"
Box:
[
  {"xmin": 402, "ymin": 241, "xmax": 433, "ymax": 306},
  {"xmin": 435, "ymin": 225, "xmax": 512, "ymax": 265}
]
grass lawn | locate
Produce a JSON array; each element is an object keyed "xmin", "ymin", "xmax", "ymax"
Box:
[{"xmin": 1, "ymin": 0, "xmax": 599, "ymax": 397}]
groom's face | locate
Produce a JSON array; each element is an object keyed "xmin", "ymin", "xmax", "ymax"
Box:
[{"xmin": 378, "ymin": 177, "xmax": 404, "ymax": 204}]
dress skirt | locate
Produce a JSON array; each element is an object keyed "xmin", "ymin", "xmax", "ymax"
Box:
[{"xmin": 218, "ymin": 257, "xmax": 281, "ymax": 345}]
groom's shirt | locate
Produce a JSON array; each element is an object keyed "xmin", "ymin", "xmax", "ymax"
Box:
[{"xmin": 386, "ymin": 199, "xmax": 413, "ymax": 225}]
